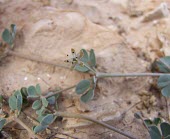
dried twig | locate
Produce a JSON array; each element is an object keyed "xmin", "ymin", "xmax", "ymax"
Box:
[
  {"xmin": 14, "ymin": 117, "xmax": 43, "ymax": 139},
  {"xmin": 54, "ymin": 112, "xmax": 137, "ymax": 139}
]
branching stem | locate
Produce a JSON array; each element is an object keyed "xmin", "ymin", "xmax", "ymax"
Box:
[
  {"xmin": 45, "ymin": 85, "xmax": 76, "ymax": 99},
  {"xmin": 7, "ymin": 49, "xmax": 167, "ymax": 139},
  {"xmin": 54, "ymin": 112, "xmax": 137, "ymax": 139},
  {"xmin": 8, "ymin": 51, "xmax": 168, "ymax": 79},
  {"xmin": 82, "ymin": 62, "xmax": 96, "ymax": 74}
]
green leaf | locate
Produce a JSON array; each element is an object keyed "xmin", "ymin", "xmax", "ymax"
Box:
[
  {"xmin": 0, "ymin": 118, "xmax": 6, "ymax": 130},
  {"xmin": 16, "ymin": 94, "xmax": 22, "ymax": 112},
  {"xmin": 41, "ymin": 98, "xmax": 48, "ymax": 107},
  {"xmin": 20, "ymin": 87, "xmax": 29, "ymax": 105},
  {"xmin": 36, "ymin": 84, "xmax": 41, "ymax": 95},
  {"xmin": 158, "ymin": 75, "xmax": 170, "ymax": 97},
  {"xmin": 89, "ymin": 49, "xmax": 96, "ymax": 67},
  {"xmin": 76, "ymin": 80, "xmax": 90, "ymax": 94},
  {"xmin": 153, "ymin": 118, "xmax": 162, "ymax": 126},
  {"xmin": 8, "ymin": 95, "xmax": 17, "ymax": 110},
  {"xmin": 20, "ymin": 87, "xmax": 28, "ymax": 98},
  {"xmin": 80, "ymin": 89, "xmax": 94, "ymax": 103},
  {"xmin": 36, "ymin": 106, "xmax": 45, "ymax": 116},
  {"xmin": 144, "ymin": 119, "xmax": 153, "ymax": 127},
  {"xmin": 2, "ymin": 29, "xmax": 12, "ymax": 45},
  {"xmin": 156, "ymin": 57, "xmax": 170, "ymax": 73},
  {"xmin": 33, "ymin": 125, "xmax": 47, "ymax": 133},
  {"xmin": 74, "ymin": 49, "xmax": 89, "ymax": 72},
  {"xmin": 40, "ymin": 114, "xmax": 54, "ymax": 126},
  {"xmin": 14, "ymin": 90, "xmax": 21, "ymax": 96},
  {"xmin": 37, "ymin": 114, "xmax": 47, "ymax": 122},
  {"xmin": 148, "ymin": 126, "xmax": 162, "ymax": 139},
  {"xmin": 161, "ymin": 122, "xmax": 170, "ymax": 137},
  {"xmin": 46, "ymin": 92, "xmax": 60, "ymax": 105},
  {"xmin": 32, "ymin": 100, "xmax": 42, "ymax": 110},
  {"xmin": 80, "ymin": 49, "xmax": 89, "ymax": 62},
  {"xmin": 27, "ymin": 86, "xmax": 39, "ymax": 98},
  {"xmin": 158, "ymin": 75, "xmax": 170, "ymax": 88},
  {"xmin": 47, "ymin": 95, "xmax": 56, "ymax": 105},
  {"xmin": 74, "ymin": 64, "xmax": 89, "ymax": 72}
]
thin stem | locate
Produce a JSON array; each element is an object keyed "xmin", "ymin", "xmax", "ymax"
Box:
[
  {"xmin": 54, "ymin": 112, "xmax": 137, "ymax": 139},
  {"xmin": 96, "ymin": 72, "xmax": 170, "ymax": 78},
  {"xmin": 45, "ymin": 85, "xmax": 76, "ymax": 99},
  {"xmin": 77, "ymin": 59, "xmax": 96, "ymax": 74},
  {"xmin": 141, "ymin": 118, "xmax": 149, "ymax": 132},
  {"xmin": 121, "ymin": 101, "xmax": 142, "ymax": 120},
  {"xmin": 8, "ymin": 50, "xmax": 70, "ymax": 69},
  {"xmin": 134, "ymin": 113, "xmax": 149, "ymax": 132},
  {"xmin": 83, "ymin": 63, "xmax": 96, "ymax": 74},
  {"xmin": 14, "ymin": 117, "xmax": 43, "ymax": 139}
]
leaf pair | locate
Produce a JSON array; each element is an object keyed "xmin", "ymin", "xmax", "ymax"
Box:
[
  {"xmin": 76, "ymin": 79, "xmax": 94, "ymax": 103},
  {"xmin": 32, "ymin": 97, "xmax": 48, "ymax": 111},
  {"xmin": 27, "ymin": 84, "xmax": 41, "ymax": 98},
  {"xmin": 74, "ymin": 49, "xmax": 96, "ymax": 72},
  {"xmin": 143, "ymin": 117, "xmax": 170, "ymax": 139},
  {"xmin": 33, "ymin": 114, "xmax": 55, "ymax": 133},
  {"xmin": 154, "ymin": 57, "xmax": 170, "ymax": 97},
  {"xmin": 147, "ymin": 122, "xmax": 170, "ymax": 139},
  {"xmin": 144, "ymin": 118, "xmax": 162, "ymax": 127},
  {"xmin": 134, "ymin": 114, "xmax": 169, "ymax": 139},
  {"xmin": 8, "ymin": 90, "xmax": 23, "ymax": 114},
  {"xmin": 8, "ymin": 86, "xmax": 30, "ymax": 114},
  {"xmin": 154, "ymin": 57, "xmax": 170, "ymax": 73},
  {"xmin": 32, "ymin": 100, "xmax": 48, "ymax": 117},
  {"xmin": 158, "ymin": 75, "xmax": 170, "ymax": 97},
  {"xmin": 2, "ymin": 24, "xmax": 16, "ymax": 48}
]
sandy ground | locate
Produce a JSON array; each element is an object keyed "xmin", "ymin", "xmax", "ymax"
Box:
[{"xmin": 1, "ymin": 0, "xmax": 170, "ymax": 138}]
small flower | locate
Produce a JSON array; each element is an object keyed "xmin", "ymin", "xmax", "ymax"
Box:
[{"xmin": 64, "ymin": 49, "xmax": 85, "ymax": 68}]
